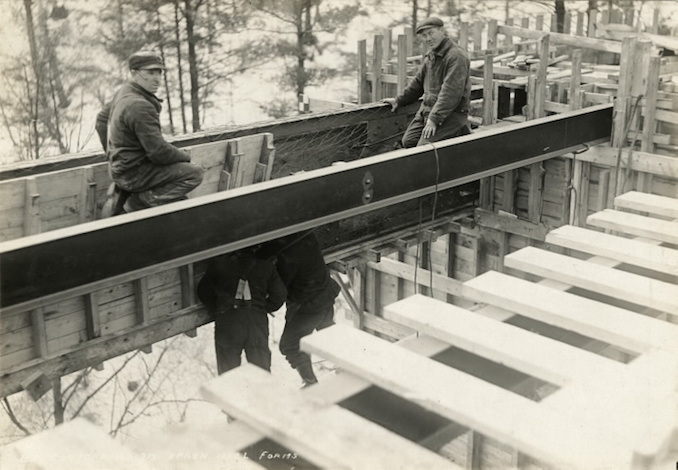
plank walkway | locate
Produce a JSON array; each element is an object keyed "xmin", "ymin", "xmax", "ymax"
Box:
[{"xmin": 3, "ymin": 192, "xmax": 676, "ymax": 470}]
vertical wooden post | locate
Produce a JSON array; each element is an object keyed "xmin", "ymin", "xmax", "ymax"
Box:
[
  {"xmin": 350, "ymin": 266, "xmax": 365, "ymax": 330},
  {"xmin": 612, "ymin": 36, "xmax": 636, "ymax": 197},
  {"xmin": 404, "ymin": 26, "xmax": 413, "ymax": 56},
  {"xmin": 459, "ymin": 22, "xmax": 469, "ymax": 52},
  {"xmin": 24, "ymin": 177, "xmax": 41, "ymax": 236},
  {"xmin": 470, "ymin": 235, "xmax": 482, "ymax": 277},
  {"xmin": 466, "ymin": 431, "xmax": 483, "ymax": 469},
  {"xmin": 563, "ymin": 12, "xmax": 571, "ymax": 34},
  {"xmin": 534, "ymin": 34, "xmax": 550, "ymax": 119},
  {"xmin": 504, "ymin": 18, "xmax": 513, "ymax": 46},
  {"xmin": 576, "ymin": 12, "xmax": 585, "ymax": 36},
  {"xmin": 357, "ymin": 39, "xmax": 369, "ymax": 104},
  {"xmin": 482, "ymin": 53, "xmax": 495, "ymax": 125},
  {"xmin": 84, "ymin": 292, "xmax": 101, "ymax": 339},
  {"xmin": 473, "ymin": 20, "xmax": 483, "ymax": 51},
  {"xmin": 371, "ymin": 35, "xmax": 384, "ymax": 102},
  {"xmin": 397, "ymin": 35, "xmax": 408, "ymax": 95},
  {"xmin": 487, "ymin": 19, "xmax": 498, "ymax": 51},
  {"xmin": 446, "ymin": 233, "xmax": 457, "ymax": 304},
  {"xmin": 528, "ymin": 162, "xmax": 544, "ymax": 223},
  {"xmin": 550, "ymin": 14, "xmax": 558, "ymax": 32},
  {"xmin": 79, "ymin": 166, "xmax": 96, "ymax": 223},
  {"xmin": 569, "ymin": 49, "xmax": 582, "ymax": 110},
  {"xmin": 365, "ymin": 265, "xmax": 380, "ymax": 315},
  {"xmin": 535, "ymin": 15, "xmax": 544, "ymax": 32},
  {"xmin": 180, "ymin": 264, "xmax": 196, "ymax": 309},
  {"xmin": 639, "ymin": 55, "xmax": 661, "ymax": 192},
  {"xmin": 31, "ymin": 308, "xmax": 48, "ymax": 358},
  {"xmin": 134, "ymin": 277, "xmax": 151, "ymax": 325},
  {"xmin": 597, "ymin": 169, "xmax": 611, "ymax": 211},
  {"xmin": 383, "ymin": 28, "xmax": 392, "ymax": 62},
  {"xmin": 576, "ymin": 163, "xmax": 591, "ymax": 226},
  {"xmin": 526, "ymin": 75, "xmax": 537, "ymax": 121},
  {"xmin": 649, "ymin": 9, "xmax": 659, "ymax": 34},
  {"xmin": 587, "ymin": 9, "xmax": 598, "ymax": 37},
  {"xmin": 502, "ymin": 170, "xmax": 516, "ymax": 214}
]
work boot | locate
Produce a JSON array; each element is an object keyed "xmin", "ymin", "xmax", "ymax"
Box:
[
  {"xmin": 101, "ymin": 183, "xmax": 129, "ymax": 218},
  {"xmin": 296, "ymin": 362, "xmax": 318, "ymax": 388}
]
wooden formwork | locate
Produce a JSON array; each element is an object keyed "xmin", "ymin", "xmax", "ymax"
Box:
[
  {"xmin": 0, "ymin": 133, "xmax": 275, "ymax": 242},
  {"xmin": 0, "ymin": 133, "xmax": 275, "ymax": 399},
  {"xmin": 5, "ymin": 191, "xmax": 675, "ymax": 470}
]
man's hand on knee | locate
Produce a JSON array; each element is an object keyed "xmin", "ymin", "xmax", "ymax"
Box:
[
  {"xmin": 382, "ymin": 98, "xmax": 398, "ymax": 112},
  {"xmin": 422, "ymin": 118, "xmax": 437, "ymax": 139}
]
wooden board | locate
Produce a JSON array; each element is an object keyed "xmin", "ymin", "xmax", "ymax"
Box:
[
  {"xmin": 0, "ymin": 418, "xmax": 156, "ymax": 470},
  {"xmin": 614, "ymin": 191, "xmax": 678, "ymax": 219},
  {"xmin": 545, "ymin": 225, "xmax": 678, "ymax": 277},
  {"xmin": 302, "ymin": 324, "xmax": 631, "ymax": 470},
  {"xmin": 504, "ymin": 246, "xmax": 678, "ymax": 318},
  {"xmin": 587, "ymin": 209, "xmax": 678, "ymax": 245},
  {"xmin": 463, "ymin": 271, "xmax": 678, "ymax": 355},
  {"xmin": 383, "ymin": 294, "xmax": 624, "ymax": 387},
  {"xmin": 201, "ymin": 363, "xmax": 457, "ymax": 470}
]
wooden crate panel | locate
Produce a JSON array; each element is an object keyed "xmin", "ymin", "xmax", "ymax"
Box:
[
  {"xmin": 0, "ymin": 179, "xmax": 27, "ymax": 211},
  {"xmin": 0, "ymin": 346, "xmax": 37, "ymax": 371},
  {"xmin": 47, "ymin": 330, "xmax": 85, "ymax": 354},
  {"xmin": 35, "ymin": 169, "xmax": 84, "ymax": 200},
  {"xmin": 0, "ymin": 309, "xmax": 31, "ymax": 334},
  {"xmin": 100, "ymin": 313, "xmax": 137, "ymax": 335},
  {"xmin": 44, "ymin": 310, "xmax": 87, "ymax": 343},
  {"xmin": 0, "ymin": 325, "xmax": 33, "ymax": 358}
]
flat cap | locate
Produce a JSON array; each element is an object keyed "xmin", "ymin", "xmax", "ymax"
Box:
[
  {"xmin": 128, "ymin": 51, "xmax": 165, "ymax": 71},
  {"xmin": 415, "ymin": 17, "xmax": 444, "ymax": 34}
]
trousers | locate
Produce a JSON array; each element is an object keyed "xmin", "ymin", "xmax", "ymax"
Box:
[
  {"xmin": 279, "ymin": 301, "xmax": 335, "ymax": 370},
  {"xmin": 214, "ymin": 309, "xmax": 271, "ymax": 374},
  {"xmin": 115, "ymin": 161, "xmax": 203, "ymax": 210},
  {"xmin": 401, "ymin": 111, "xmax": 471, "ymax": 148}
]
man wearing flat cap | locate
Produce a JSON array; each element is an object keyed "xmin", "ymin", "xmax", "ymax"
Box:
[
  {"xmin": 384, "ymin": 17, "xmax": 471, "ymax": 148},
  {"xmin": 96, "ymin": 51, "xmax": 203, "ymax": 216}
]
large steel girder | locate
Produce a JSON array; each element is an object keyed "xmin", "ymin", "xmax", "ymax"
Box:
[{"xmin": 0, "ymin": 104, "xmax": 612, "ymax": 309}]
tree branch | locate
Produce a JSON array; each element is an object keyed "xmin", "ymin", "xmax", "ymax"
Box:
[{"xmin": 2, "ymin": 398, "xmax": 31, "ymax": 436}]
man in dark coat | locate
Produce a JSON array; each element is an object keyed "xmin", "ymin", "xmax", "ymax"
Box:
[
  {"xmin": 260, "ymin": 231, "xmax": 340, "ymax": 387},
  {"xmin": 96, "ymin": 51, "xmax": 203, "ymax": 216},
  {"xmin": 197, "ymin": 247, "xmax": 287, "ymax": 374},
  {"xmin": 383, "ymin": 17, "xmax": 472, "ymax": 148}
]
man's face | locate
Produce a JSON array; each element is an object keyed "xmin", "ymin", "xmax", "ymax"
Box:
[
  {"xmin": 131, "ymin": 68, "xmax": 163, "ymax": 94},
  {"xmin": 418, "ymin": 26, "xmax": 445, "ymax": 51}
]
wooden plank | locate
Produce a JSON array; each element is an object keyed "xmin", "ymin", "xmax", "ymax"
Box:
[
  {"xmin": 0, "ymin": 418, "xmax": 156, "ymax": 470},
  {"xmin": 463, "ymin": 271, "xmax": 678, "ymax": 354},
  {"xmin": 566, "ymin": 145, "xmax": 678, "ymax": 179},
  {"xmin": 587, "ymin": 209, "xmax": 678, "ymax": 245},
  {"xmin": 497, "ymin": 24, "xmax": 622, "ymax": 54},
  {"xmin": 301, "ymin": 324, "xmax": 631, "ymax": 470},
  {"xmin": 505, "ymin": 246, "xmax": 678, "ymax": 318},
  {"xmin": 397, "ymin": 35, "xmax": 407, "ymax": 95},
  {"xmin": 615, "ymin": 191, "xmax": 678, "ymax": 219},
  {"xmin": 200, "ymin": 364, "xmax": 456, "ymax": 470},
  {"xmin": 367, "ymin": 257, "xmax": 463, "ymax": 297},
  {"xmin": 383, "ymin": 294, "xmax": 624, "ymax": 386},
  {"xmin": 546, "ymin": 225, "xmax": 678, "ymax": 277},
  {"xmin": 544, "ymin": 350, "xmax": 678, "ymax": 468},
  {"xmin": 527, "ymin": 163, "xmax": 543, "ymax": 223}
]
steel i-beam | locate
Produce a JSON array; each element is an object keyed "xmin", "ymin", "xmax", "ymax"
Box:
[{"xmin": 0, "ymin": 104, "xmax": 612, "ymax": 309}]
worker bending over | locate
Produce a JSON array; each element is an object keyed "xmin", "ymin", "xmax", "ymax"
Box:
[
  {"xmin": 261, "ymin": 231, "xmax": 340, "ymax": 387},
  {"xmin": 96, "ymin": 51, "xmax": 203, "ymax": 216},
  {"xmin": 383, "ymin": 17, "xmax": 471, "ymax": 147}
]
